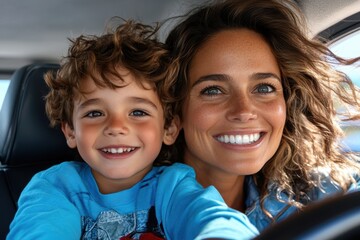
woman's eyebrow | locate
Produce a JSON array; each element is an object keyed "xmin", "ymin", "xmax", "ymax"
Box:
[
  {"xmin": 250, "ymin": 72, "xmax": 281, "ymax": 82},
  {"xmin": 192, "ymin": 74, "xmax": 229, "ymax": 87},
  {"xmin": 192, "ymin": 72, "xmax": 281, "ymax": 87}
]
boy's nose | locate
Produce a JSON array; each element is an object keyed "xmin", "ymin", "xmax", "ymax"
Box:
[{"xmin": 104, "ymin": 117, "xmax": 129, "ymax": 136}]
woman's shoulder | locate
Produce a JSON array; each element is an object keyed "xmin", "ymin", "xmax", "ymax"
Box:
[{"xmin": 306, "ymin": 169, "xmax": 360, "ymax": 200}]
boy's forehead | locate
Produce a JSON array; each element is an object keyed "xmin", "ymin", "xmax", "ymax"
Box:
[
  {"xmin": 76, "ymin": 70, "xmax": 156, "ymax": 94},
  {"xmin": 77, "ymin": 66, "xmax": 153, "ymax": 89}
]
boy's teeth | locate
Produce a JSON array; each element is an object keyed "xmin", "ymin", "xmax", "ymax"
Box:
[
  {"xmin": 102, "ymin": 147, "xmax": 135, "ymax": 153},
  {"xmin": 216, "ymin": 133, "xmax": 260, "ymax": 145}
]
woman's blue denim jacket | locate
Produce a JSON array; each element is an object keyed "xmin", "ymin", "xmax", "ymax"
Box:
[{"xmin": 244, "ymin": 174, "xmax": 360, "ymax": 231}]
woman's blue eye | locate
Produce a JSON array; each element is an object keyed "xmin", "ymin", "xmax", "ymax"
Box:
[
  {"xmin": 256, "ymin": 84, "xmax": 275, "ymax": 94},
  {"xmin": 200, "ymin": 86, "xmax": 222, "ymax": 96}
]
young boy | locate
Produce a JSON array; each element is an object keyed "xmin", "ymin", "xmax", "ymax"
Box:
[{"xmin": 7, "ymin": 20, "xmax": 258, "ymax": 240}]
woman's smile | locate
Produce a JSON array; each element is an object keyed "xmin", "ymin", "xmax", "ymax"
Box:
[{"xmin": 215, "ymin": 132, "xmax": 262, "ymax": 145}]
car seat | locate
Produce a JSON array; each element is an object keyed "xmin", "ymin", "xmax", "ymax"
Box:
[{"xmin": 0, "ymin": 63, "xmax": 78, "ymax": 238}]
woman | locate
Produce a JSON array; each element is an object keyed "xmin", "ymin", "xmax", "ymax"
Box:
[{"xmin": 165, "ymin": 0, "xmax": 360, "ymax": 231}]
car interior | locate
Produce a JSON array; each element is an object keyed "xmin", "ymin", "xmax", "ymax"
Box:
[
  {"xmin": 0, "ymin": 63, "xmax": 78, "ymax": 236},
  {"xmin": 0, "ymin": 0, "xmax": 360, "ymax": 239}
]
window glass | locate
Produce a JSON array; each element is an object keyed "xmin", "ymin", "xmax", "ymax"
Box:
[
  {"xmin": 0, "ymin": 80, "xmax": 10, "ymax": 109},
  {"xmin": 329, "ymin": 30, "xmax": 360, "ymax": 152},
  {"xmin": 330, "ymin": 30, "xmax": 360, "ymax": 87}
]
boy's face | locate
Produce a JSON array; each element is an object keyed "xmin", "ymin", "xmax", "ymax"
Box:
[{"xmin": 62, "ymin": 68, "xmax": 179, "ymax": 193}]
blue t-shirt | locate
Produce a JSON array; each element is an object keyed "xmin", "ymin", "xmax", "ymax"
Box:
[{"xmin": 7, "ymin": 162, "xmax": 259, "ymax": 240}]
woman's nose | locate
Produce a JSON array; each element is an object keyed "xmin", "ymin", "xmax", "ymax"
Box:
[
  {"xmin": 226, "ymin": 93, "xmax": 257, "ymax": 122},
  {"xmin": 104, "ymin": 116, "xmax": 129, "ymax": 136}
]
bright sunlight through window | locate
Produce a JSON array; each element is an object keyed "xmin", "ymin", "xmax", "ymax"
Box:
[
  {"xmin": 329, "ymin": 29, "xmax": 360, "ymax": 152},
  {"xmin": 0, "ymin": 80, "xmax": 10, "ymax": 109}
]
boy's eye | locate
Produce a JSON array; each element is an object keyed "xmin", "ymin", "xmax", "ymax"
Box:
[
  {"xmin": 200, "ymin": 85, "xmax": 223, "ymax": 96},
  {"xmin": 85, "ymin": 111, "xmax": 103, "ymax": 118},
  {"xmin": 254, "ymin": 84, "xmax": 275, "ymax": 94},
  {"xmin": 130, "ymin": 109, "xmax": 149, "ymax": 117}
]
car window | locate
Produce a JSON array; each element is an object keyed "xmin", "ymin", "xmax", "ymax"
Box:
[
  {"xmin": 329, "ymin": 30, "xmax": 360, "ymax": 86},
  {"xmin": 328, "ymin": 29, "xmax": 360, "ymax": 152},
  {"xmin": 0, "ymin": 80, "xmax": 10, "ymax": 109}
]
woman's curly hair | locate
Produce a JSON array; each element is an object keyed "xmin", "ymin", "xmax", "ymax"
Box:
[
  {"xmin": 165, "ymin": 0, "xmax": 360, "ymax": 215},
  {"xmin": 45, "ymin": 19, "xmax": 179, "ymax": 165}
]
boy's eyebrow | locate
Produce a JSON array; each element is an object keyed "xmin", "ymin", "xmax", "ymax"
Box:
[
  {"xmin": 129, "ymin": 97, "xmax": 159, "ymax": 110},
  {"xmin": 192, "ymin": 72, "xmax": 281, "ymax": 87},
  {"xmin": 77, "ymin": 97, "xmax": 158, "ymax": 110},
  {"xmin": 78, "ymin": 98, "xmax": 101, "ymax": 109}
]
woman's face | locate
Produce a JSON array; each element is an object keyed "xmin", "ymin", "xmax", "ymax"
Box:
[{"xmin": 181, "ymin": 29, "xmax": 286, "ymax": 177}]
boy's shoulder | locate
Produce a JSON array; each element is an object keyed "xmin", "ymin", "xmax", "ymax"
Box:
[
  {"xmin": 19, "ymin": 161, "xmax": 90, "ymax": 201},
  {"xmin": 32, "ymin": 161, "xmax": 87, "ymax": 186},
  {"xmin": 37, "ymin": 161, "xmax": 86, "ymax": 176},
  {"xmin": 163, "ymin": 162, "xmax": 194, "ymax": 171},
  {"xmin": 150, "ymin": 163, "xmax": 202, "ymax": 193},
  {"xmin": 155, "ymin": 163, "xmax": 195, "ymax": 179},
  {"xmin": 140, "ymin": 163, "xmax": 197, "ymax": 189}
]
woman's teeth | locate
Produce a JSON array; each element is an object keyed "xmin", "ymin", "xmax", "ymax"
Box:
[{"xmin": 216, "ymin": 133, "xmax": 260, "ymax": 145}]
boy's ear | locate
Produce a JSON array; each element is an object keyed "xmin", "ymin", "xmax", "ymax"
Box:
[
  {"xmin": 61, "ymin": 122, "xmax": 77, "ymax": 148},
  {"xmin": 163, "ymin": 115, "xmax": 181, "ymax": 145}
]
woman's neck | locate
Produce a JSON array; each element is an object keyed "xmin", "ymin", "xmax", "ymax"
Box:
[
  {"xmin": 212, "ymin": 178, "xmax": 245, "ymax": 212},
  {"xmin": 186, "ymin": 160, "xmax": 246, "ymax": 212}
]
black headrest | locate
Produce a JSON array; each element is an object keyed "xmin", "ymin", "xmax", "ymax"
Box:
[{"xmin": 0, "ymin": 64, "xmax": 77, "ymax": 166}]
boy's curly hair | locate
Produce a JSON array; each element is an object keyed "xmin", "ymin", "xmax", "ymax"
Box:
[{"xmin": 45, "ymin": 19, "xmax": 179, "ymax": 165}]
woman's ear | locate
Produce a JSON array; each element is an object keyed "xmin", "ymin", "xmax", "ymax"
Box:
[
  {"xmin": 61, "ymin": 122, "xmax": 77, "ymax": 148},
  {"xmin": 163, "ymin": 115, "xmax": 181, "ymax": 145}
]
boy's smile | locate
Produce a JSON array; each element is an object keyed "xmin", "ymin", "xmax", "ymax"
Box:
[
  {"xmin": 100, "ymin": 146, "xmax": 137, "ymax": 154},
  {"xmin": 99, "ymin": 145, "xmax": 138, "ymax": 159}
]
